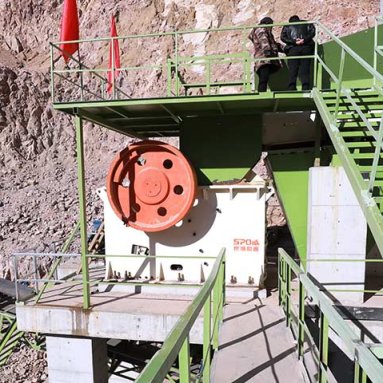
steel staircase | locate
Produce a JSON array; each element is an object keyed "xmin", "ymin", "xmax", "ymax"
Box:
[{"xmin": 314, "ymin": 88, "xmax": 383, "ymax": 254}]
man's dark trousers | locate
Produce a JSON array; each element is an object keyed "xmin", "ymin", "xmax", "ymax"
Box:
[{"xmin": 286, "ymin": 45, "xmax": 314, "ymax": 90}]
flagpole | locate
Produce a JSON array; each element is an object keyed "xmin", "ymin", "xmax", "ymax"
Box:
[{"xmin": 112, "ymin": 34, "xmax": 116, "ymax": 100}]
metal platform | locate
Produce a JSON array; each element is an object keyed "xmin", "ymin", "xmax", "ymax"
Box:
[
  {"xmin": 53, "ymin": 92, "xmax": 314, "ymax": 138},
  {"xmin": 16, "ymin": 278, "xmax": 204, "ymax": 344}
]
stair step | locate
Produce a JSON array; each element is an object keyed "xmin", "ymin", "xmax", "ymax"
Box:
[
  {"xmin": 327, "ymin": 104, "xmax": 383, "ymax": 113},
  {"xmin": 340, "ymin": 131, "xmax": 375, "ymax": 138},
  {"xmin": 322, "ymin": 95, "xmax": 382, "ymax": 103},
  {"xmin": 351, "ymin": 153, "xmax": 383, "ymax": 159},
  {"xmin": 357, "ymin": 166, "xmax": 383, "ymax": 174},
  {"xmin": 346, "ymin": 141, "xmax": 379, "ymax": 148},
  {"xmin": 322, "ymin": 89, "xmax": 380, "ymax": 98},
  {"xmin": 338, "ymin": 121, "xmax": 380, "ymax": 128},
  {"xmin": 336, "ymin": 112, "xmax": 383, "ymax": 120}
]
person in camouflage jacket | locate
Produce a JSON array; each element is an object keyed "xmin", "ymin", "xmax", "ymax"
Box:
[{"xmin": 248, "ymin": 17, "xmax": 283, "ymax": 92}]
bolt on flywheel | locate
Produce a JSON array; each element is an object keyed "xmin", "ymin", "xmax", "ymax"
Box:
[{"xmin": 106, "ymin": 140, "xmax": 197, "ymax": 232}]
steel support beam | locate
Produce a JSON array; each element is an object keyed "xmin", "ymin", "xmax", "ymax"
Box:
[
  {"xmin": 74, "ymin": 115, "xmax": 90, "ymax": 309},
  {"xmin": 77, "ymin": 109, "xmax": 144, "ymax": 139}
]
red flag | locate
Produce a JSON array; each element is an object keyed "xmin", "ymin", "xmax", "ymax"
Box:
[
  {"xmin": 59, "ymin": 0, "xmax": 80, "ymax": 63},
  {"xmin": 107, "ymin": 16, "xmax": 121, "ymax": 94}
]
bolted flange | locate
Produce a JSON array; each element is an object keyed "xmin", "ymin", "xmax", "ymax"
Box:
[{"xmin": 106, "ymin": 140, "xmax": 197, "ymax": 232}]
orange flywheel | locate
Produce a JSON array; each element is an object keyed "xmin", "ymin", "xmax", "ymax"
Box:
[{"xmin": 106, "ymin": 141, "xmax": 197, "ymax": 232}]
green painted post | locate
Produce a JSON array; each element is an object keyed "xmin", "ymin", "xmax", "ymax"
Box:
[
  {"xmin": 75, "ymin": 115, "xmax": 91, "ymax": 309},
  {"xmin": 298, "ymin": 280, "xmax": 305, "ymax": 359},
  {"xmin": 354, "ymin": 359, "xmax": 360, "ymax": 383},
  {"xmin": 218, "ymin": 259, "xmax": 225, "ymax": 323},
  {"xmin": 278, "ymin": 252, "xmax": 282, "ymax": 306},
  {"xmin": 334, "ymin": 48, "xmax": 346, "ymax": 120},
  {"xmin": 243, "ymin": 53, "xmax": 251, "ymax": 93},
  {"xmin": 212, "ymin": 276, "xmax": 220, "ymax": 350},
  {"xmin": 361, "ymin": 369, "xmax": 367, "ymax": 383},
  {"xmin": 314, "ymin": 23, "xmax": 319, "ymax": 88},
  {"xmin": 374, "ymin": 18, "xmax": 378, "ymax": 87},
  {"xmin": 206, "ymin": 59, "xmax": 211, "ymax": 95},
  {"xmin": 368, "ymin": 115, "xmax": 383, "ymax": 193},
  {"xmin": 286, "ymin": 264, "xmax": 292, "ymax": 327},
  {"xmin": 179, "ymin": 337, "xmax": 191, "ymax": 383},
  {"xmin": 282, "ymin": 258, "xmax": 287, "ymax": 313},
  {"xmin": 318, "ymin": 312, "xmax": 329, "ymax": 383},
  {"xmin": 175, "ymin": 33, "xmax": 179, "ymax": 97},
  {"xmin": 222, "ymin": 256, "xmax": 226, "ymax": 307},
  {"xmin": 78, "ymin": 48, "xmax": 84, "ymax": 102},
  {"xmin": 167, "ymin": 59, "xmax": 172, "ymax": 97},
  {"xmin": 203, "ymin": 295, "xmax": 211, "ymax": 383},
  {"xmin": 318, "ymin": 61, "xmax": 323, "ymax": 89}
]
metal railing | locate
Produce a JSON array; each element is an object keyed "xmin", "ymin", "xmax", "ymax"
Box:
[
  {"xmin": 278, "ymin": 248, "xmax": 383, "ymax": 383},
  {"xmin": 314, "ymin": 18, "xmax": 383, "ymax": 192},
  {"xmin": 50, "ymin": 20, "xmax": 319, "ymax": 102},
  {"xmin": 374, "ymin": 16, "xmax": 383, "ymax": 88},
  {"xmin": 136, "ymin": 248, "xmax": 226, "ymax": 383},
  {"xmin": 15, "ymin": 247, "xmax": 225, "ymax": 380},
  {"xmin": 13, "ymin": 252, "xmax": 81, "ymax": 302}
]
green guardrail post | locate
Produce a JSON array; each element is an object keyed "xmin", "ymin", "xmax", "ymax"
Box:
[
  {"xmin": 318, "ymin": 312, "xmax": 329, "ymax": 383},
  {"xmin": 286, "ymin": 263, "xmax": 292, "ymax": 327},
  {"xmin": 78, "ymin": 47, "xmax": 84, "ymax": 102},
  {"xmin": 218, "ymin": 256, "xmax": 225, "ymax": 323},
  {"xmin": 212, "ymin": 274, "xmax": 220, "ymax": 350},
  {"xmin": 282, "ymin": 257, "xmax": 287, "ymax": 313},
  {"xmin": 334, "ymin": 48, "xmax": 346, "ymax": 121},
  {"xmin": 374, "ymin": 18, "xmax": 378, "ymax": 87},
  {"xmin": 203, "ymin": 295, "xmax": 211, "ymax": 383},
  {"xmin": 179, "ymin": 337, "xmax": 191, "ymax": 383},
  {"xmin": 278, "ymin": 252, "xmax": 282, "ymax": 306},
  {"xmin": 298, "ymin": 280, "xmax": 305, "ymax": 359},
  {"xmin": 314, "ymin": 23, "xmax": 319, "ymax": 88},
  {"xmin": 368, "ymin": 116, "xmax": 383, "ymax": 194},
  {"xmin": 317, "ymin": 59, "xmax": 323, "ymax": 90},
  {"xmin": 354, "ymin": 359, "xmax": 360, "ymax": 383},
  {"xmin": 175, "ymin": 33, "xmax": 179, "ymax": 97},
  {"xmin": 75, "ymin": 114, "xmax": 91, "ymax": 309},
  {"xmin": 167, "ymin": 59, "xmax": 172, "ymax": 97}
]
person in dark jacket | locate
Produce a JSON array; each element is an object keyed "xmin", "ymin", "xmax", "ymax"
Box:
[
  {"xmin": 281, "ymin": 15, "xmax": 316, "ymax": 91},
  {"xmin": 248, "ymin": 17, "xmax": 283, "ymax": 92}
]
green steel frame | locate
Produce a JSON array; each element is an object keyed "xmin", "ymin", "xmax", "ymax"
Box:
[
  {"xmin": 278, "ymin": 248, "xmax": 383, "ymax": 383},
  {"xmin": 42, "ymin": 17, "xmax": 383, "ymax": 381},
  {"xmin": 50, "ymin": 20, "xmax": 318, "ymax": 103},
  {"xmin": 48, "ymin": 16, "xmax": 383, "ymax": 307},
  {"xmin": 135, "ymin": 248, "xmax": 225, "ymax": 383}
]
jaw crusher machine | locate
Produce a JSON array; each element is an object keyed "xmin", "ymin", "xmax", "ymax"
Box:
[{"xmin": 99, "ymin": 140, "xmax": 272, "ymax": 286}]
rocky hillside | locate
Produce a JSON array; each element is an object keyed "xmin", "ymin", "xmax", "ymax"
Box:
[{"xmin": 0, "ymin": 1, "xmax": 380, "ymax": 380}]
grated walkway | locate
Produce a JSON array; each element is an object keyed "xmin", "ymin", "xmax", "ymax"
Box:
[{"xmin": 211, "ymin": 298, "xmax": 306, "ymax": 383}]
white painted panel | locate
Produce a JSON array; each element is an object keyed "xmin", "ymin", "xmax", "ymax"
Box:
[
  {"xmin": 46, "ymin": 337, "xmax": 107, "ymax": 383},
  {"xmin": 307, "ymin": 167, "xmax": 367, "ymax": 304},
  {"xmin": 100, "ymin": 180, "xmax": 269, "ymax": 285}
]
